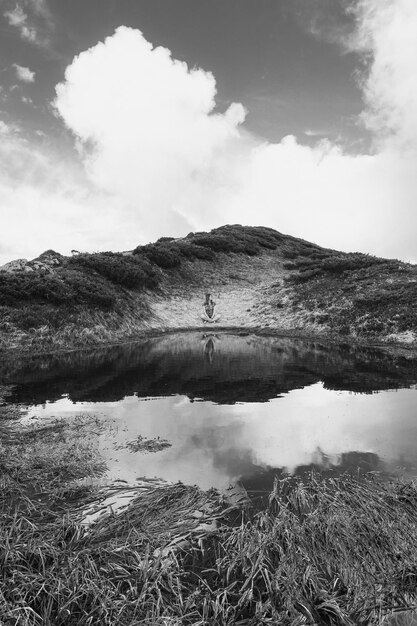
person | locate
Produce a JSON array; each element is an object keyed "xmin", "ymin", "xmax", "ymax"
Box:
[{"xmin": 201, "ymin": 293, "xmax": 220, "ymax": 323}]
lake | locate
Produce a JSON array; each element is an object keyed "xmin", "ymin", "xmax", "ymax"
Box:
[{"xmin": 2, "ymin": 332, "xmax": 417, "ymax": 494}]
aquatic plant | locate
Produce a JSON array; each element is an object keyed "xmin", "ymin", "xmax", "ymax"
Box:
[{"xmin": 116, "ymin": 434, "xmax": 172, "ymax": 454}]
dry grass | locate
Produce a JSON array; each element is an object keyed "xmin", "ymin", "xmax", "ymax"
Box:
[
  {"xmin": 1, "ymin": 398, "xmax": 417, "ymax": 625},
  {"xmin": 0, "ymin": 296, "xmax": 152, "ymax": 353},
  {"xmin": 281, "ymin": 252, "xmax": 417, "ymax": 343},
  {"xmin": 2, "ymin": 470, "xmax": 417, "ymax": 624},
  {"xmin": 2, "ymin": 225, "xmax": 417, "ymax": 353}
]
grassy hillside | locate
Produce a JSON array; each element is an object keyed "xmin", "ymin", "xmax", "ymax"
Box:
[
  {"xmin": 277, "ymin": 246, "xmax": 417, "ymax": 343},
  {"xmin": 0, "ymin": 225, "xmax": 416, "ymax": 351}
]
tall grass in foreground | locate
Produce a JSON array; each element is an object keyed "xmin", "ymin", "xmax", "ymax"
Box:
[{"xmin": 2, "ymin": 471, "xmax": 417, "ymax": 625}]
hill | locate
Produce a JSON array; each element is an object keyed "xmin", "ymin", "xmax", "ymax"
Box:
[{"xmin": 1, "ymin": 225, "xmax": 416, "ymax": 352}]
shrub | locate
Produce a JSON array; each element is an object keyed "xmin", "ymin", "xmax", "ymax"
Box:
[
  {"xmin": 68, "ymin": 252, "xmax": 159, "ymax": 290},
  {"xmin": 282, "ymin": 250, "xmax": 298, "ymax": 260},
  {"xmin": 156, "ymin": 237, "xmax": 175, "ymax": 244},
  {"xmin": 64, "ymin": 269, "xmax": 117, "ymax": 308},
  {"xmin": 320, "ymin": 254, "xmax": 381, "ymax": 274},
  {"xmin": 0, "ymin": 272, "xmax": 72, "ymax": 306},
  {"xmin": 6, "ymin": 305, "xmax": 64, "ymax": 330},
  {"xmin": 192, "ymin": 233, "xmax": 258, "ymax": 256},
  {"xmin": 0, "ymin": 269, "xmax": 118, "ymax": 309},
  {"xmin": 192, "ymin": 234, "xmax": 242, "ymax": 253},
  {"xmin": 256, "ymin": 237, "xmax": 277, "ymax": 250},
  {"xmin": 176, "ymin": 242, "xmax": 215, "ymax": 261},
  {"xmin": 135, "ymin": 225, "xmax": 287, "ymax": 263},
  {"xmin": 285, "ymin": 269, "xmax": 321, "ymax": 284},
  {"xmin": 216, "ymin": 225, "xmax": 280, "ymax": 254},
  {"xmin": 136, "ymin": 244, "xmax": 182, "ymax": 269}
]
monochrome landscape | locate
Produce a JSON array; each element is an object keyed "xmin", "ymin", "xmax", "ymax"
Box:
[{"xmin": 1, "ymin": 1, "xmax": 417, "ymax": 624}]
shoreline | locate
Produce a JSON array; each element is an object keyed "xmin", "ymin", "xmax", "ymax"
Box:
[
  {"xmin": 2, "ymin": 330, "xmax": 417, "ymax": 626},
  {"xmin": 2, "ymin": 225, "xmax": 416, "ymax": 366},
  {"xmin": 1, "ymin": 404, "xmax": 417, "ymax": 625},
  {"xmin": 1, "ymin": 323, "xmax": 417, "ymax": 360}
]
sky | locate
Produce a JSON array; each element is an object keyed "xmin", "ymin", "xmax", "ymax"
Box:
[{"xmin": 0, "ymin": 0, "xmax": 416, "ymax": 264}]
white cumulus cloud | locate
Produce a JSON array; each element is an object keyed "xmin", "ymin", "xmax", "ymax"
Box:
[
  {"xmin": 55, "ymin": 27, "xmax": 247, "ymax": 238},
  {"xmin": 2, "ymin": 0, "xmax": 417, "ymax": 265},
  {"xmin": 0, "ymin": 134, "xmax": 135, "ymax": 264},
  {"xmin": 53, "ymin": 9, "xmax": 417, "ymax": 261},
  {"xmin": 354, "ymin": 0, "xmax": 417, "ymax": 152}
]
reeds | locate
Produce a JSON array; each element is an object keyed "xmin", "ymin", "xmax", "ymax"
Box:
[
  {"xmin": 2, "ymin": 471, "xmax": 417, "ymax": 624},
  {"xmin": 1, "ymin": 408, "xmax": 417, "ymax": 624}
]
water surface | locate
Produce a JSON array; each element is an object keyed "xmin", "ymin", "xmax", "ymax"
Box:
[{"xmin": 3, "ymin": 332, "xmax": 417, "ymax": 492}]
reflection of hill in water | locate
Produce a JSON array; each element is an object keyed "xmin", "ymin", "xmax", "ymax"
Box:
[
  {"xmin": 2, "ymin": 332, "xmax": 417, "ymax": 406},
  {"xmin": 238, "ymin": 451, "xmax": 393, "ymax": 506}
]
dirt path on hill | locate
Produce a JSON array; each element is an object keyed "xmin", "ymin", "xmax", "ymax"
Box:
[
  {"xmin": 149, "ymin": 286, "xmax": 260, "ymax": 329},
  {"xmin": 145, "ymin": 251, "xmax": 302, "ymax": 331}
]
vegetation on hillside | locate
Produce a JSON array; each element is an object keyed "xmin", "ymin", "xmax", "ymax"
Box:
[
  {"xmin": 0, "ymin": 226, "xmax": 285, "ymax": 309},
  {"xmin": 133, "ymin": 224, "xmax": 286, "ymax": 266},
  {"xmin": 0, "ymin": 226, "xmax": 291, "ymax": 350},
  {"xmin": 281, "ymin": 247, "xmax": 417, "ymax": 340},
  {"xmin": 0, "ymin": 224, "xmax": 416, "ymax": 350}
]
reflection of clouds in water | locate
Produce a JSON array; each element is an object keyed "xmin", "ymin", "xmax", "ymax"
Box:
[
  {"xmin": 109, "ymin": 398, "xmax": 254, "ymax": 489},
  {"xmin": 233, "ymin": 384, "xmax": 417, "ymax": 472},
  {"xmin": 31, "ymin": 382, "xmax": 417, "ymax": 488}
]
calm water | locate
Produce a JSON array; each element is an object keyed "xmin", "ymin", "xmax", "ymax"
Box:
[{"xmin": 3, "ymin": 332, "xmax": 417, "ymax": 492}]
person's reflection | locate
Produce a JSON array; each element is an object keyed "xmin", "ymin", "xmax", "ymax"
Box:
[{"xmin": 203, "ymin": 335, "xmax": 216, "ymax": 364}]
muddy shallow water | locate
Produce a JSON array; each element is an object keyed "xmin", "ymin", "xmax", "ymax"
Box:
[{"xmin": 2, "ymin": 332, "xmax": 417, "ymax": 493}]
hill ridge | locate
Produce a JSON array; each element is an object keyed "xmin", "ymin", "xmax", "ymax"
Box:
[{"xmin": 0, "ymin": 225, "xmax": 416, "ymax": 352}]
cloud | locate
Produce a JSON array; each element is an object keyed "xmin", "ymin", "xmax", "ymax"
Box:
[
  {"xmin": 0, "ymin": 119, "xmax": 20, "ymax": 135},
  {"xmin": 4, "ymin": 0, "xmax": 53, "ymax": 47},
  {"xmin": 353, "ymin": 0, "xmax": 417, "ymax": 152},
  {"xmin": 0, "ymin": 120, "xmax": 11, "ymax": 135},
  {"xmin": 304, "ymin": 129, "xmax": 330, "ymax": 137},
  {"xmin": 54, "ymin": 27, "xmax": 247, "ymax": 239},
  {"xmin": 2, "ymin": 1, "xmax": 417, "ymax": 265},
  {"xmin": 31, "ymin": 0, "xmax": 53, "ymax": 22},
  {"xmin": 13, "ymin": 63, "xmax": 35, "ymax": 83},
  {"xmin": 0, "ymin": 133, "xmax": 137, "ymax": 265},
  {"xmin": 291, "ymin": 0, "xmax": 357, "ymax": 50},
  {"xmin": 4, "ymin": 4, "xmax": 26, "ymax": 26},
  {"xmin": 53, "ymin": 11, "xmax": 417, "ymax": 261},
  {"xmin": 4, "ymin": 5, "xmax": 38, "ymax": 43}
]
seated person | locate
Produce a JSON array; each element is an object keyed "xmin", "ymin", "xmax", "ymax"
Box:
[{"xmin": 201, "ymin": 293, "xmax": 220, "ymax": 323}]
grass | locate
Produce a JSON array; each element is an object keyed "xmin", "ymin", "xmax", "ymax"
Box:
[
  {"xmin": 0, "ymin": 225, "xmax": 285, "ymax": 352},
  {"xmin": 67, "ymin": 252, "xmax": 160, "ymax": 290},
  {"xmin": 1, "ymin": 224, "xmax": 417, "ymax": 352},
  {"xmin": 0, "ymin": 296, "xmax": 151, "ymax": 352},
  {"xmin": 281, "ymin": 247, "xmax": 417, "ymax": 341},
  {"xmin": 1, "ymin": 394, "xmax": 417, "ymax": 625},
  {"xmin": 133, "ymin": 225, "xmax": 285, "ymax": 264}
]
